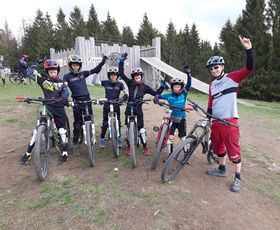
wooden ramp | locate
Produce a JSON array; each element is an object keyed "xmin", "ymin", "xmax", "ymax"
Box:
[{"xmin": 141, "ymin": 57, "xmax": 209, "ymax": 94}]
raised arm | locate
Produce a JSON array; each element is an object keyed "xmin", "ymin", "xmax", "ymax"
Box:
[
  {"xmin": 89, "ymin": 55, "xmax": 108, "ymax": 75},
  {"xmin": 91, "ymin": 73, "xmax": 102, "ymax": 86},
  {"xmin": 118, "ymin": 53, "xmax": 130, "ymax": 84}
]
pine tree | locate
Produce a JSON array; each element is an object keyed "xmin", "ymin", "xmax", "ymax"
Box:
[
  {"xmin": 87, "ymin": 4, "xmax": 102, "ymax": 40},
  {"xmin": 188, "ymin": 24, "xmax": 200, "ymax": 74},
  {"xmin": 121, "ymin": 26, "xmax": 135, "ymax": 46},
  {"xmin": 69, "ymin": 6, "xmax": 87, "ymax": 40},
  {"xmin": 163, "ymin": 21, "xmax": 178, "ymax": 67},
  {"xmin": 54, "ymin": 8, "xmax": 73, "ymax": 50},
  {"xmin": 101, "ymin": 12, "xmax": 121, "ymax": 43},
  {"xmin": 136, "ymin": 13, "xmax": 158, "ymax": 46}
]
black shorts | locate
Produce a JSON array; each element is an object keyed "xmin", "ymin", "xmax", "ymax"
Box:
[
  {"xmin": 47, "ymin": 106, "xmax": 67, "ymax": 129},
  {"xmin": 170, "ymin": 118, "xmax": 186, "ymax": 138}
]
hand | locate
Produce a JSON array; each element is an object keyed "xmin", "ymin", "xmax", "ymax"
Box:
[
  {"xmin": 121, "ymin": 94, "xmax": 128, "ymax": 102},
  {"xmin": 160, "ymin": 80, "xmax": 169, "ymax": 90},
  {"xmin": 119, "ymin": 53, "xmax": 128, "ymax": 64},
  {"xmin": 183, "ymin": 66, "xmax": 191, "ymax": 75},
  {"xmin": 102, "ymin": 54, "xmax": 108, "ymax": 63},
  {"xmin": 239, "ymin": 35, "xmax": 252, "ymax": 50},
  {"xmin": 153, "ymin": 95, "xmax": 160, "ymax": 104}
]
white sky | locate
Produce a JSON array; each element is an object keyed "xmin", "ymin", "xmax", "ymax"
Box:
[{"xmin": 0, "ymin": 0, "xmax": 246, "ymax": 46}]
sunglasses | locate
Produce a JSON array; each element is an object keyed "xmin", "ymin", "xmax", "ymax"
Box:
[{"xmin": 209, "ymin": 66, "xmax": 220, "ymax": 71}]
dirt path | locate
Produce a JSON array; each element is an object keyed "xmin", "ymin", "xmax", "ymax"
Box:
[{"xmin": 0, "ymin": 103, "xmax": 279, "ymax": 229}]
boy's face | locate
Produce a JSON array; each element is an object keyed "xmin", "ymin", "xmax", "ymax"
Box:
[
  {"xmin": 110, "ymin": 74, "xmax": 118, "ymax": 81},
  {"xmin": 173, "ymin": 85, "xmax": 182, "ymax": 93},
  {"xmin": 209, "ymin": 65, "xmax": 224, "ymax": 78},
  {"xmin": 48, "ymin": 69, "xmax": 58, "ymax": 79},
  {"xmin": 71, "ymin": 63, "xmax": 80, "ymax": 73},
  {"xmin": 133, "ymin": 75, "xmax": 142, "ymax": 83}
]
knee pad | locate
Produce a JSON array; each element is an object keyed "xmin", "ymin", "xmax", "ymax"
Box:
[
  {"xmin": 29, "ymin": 129, "xmax": 37, "ymax": 145},
  {"xmin": 218, "ymin": 152, "xmax": 227, "ymax": 157},
  {"xmin": 59, "ymin": 128, "xmax": 67, "ymax": 143},
  {"xmin": 139, "ymin": 128, "xmax": 146, "ymax": 143},
  {"xmin": 232, "ymin": 158, "xmax": 241, "ymax": 164}
]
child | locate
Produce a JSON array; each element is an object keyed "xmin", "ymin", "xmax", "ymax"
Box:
[
  {"xmin": 154, "ymin": 67, "xmax": 192, "ymax": 155},
  {"xmin": 63, "ymin": 54, "xmax": 107, "ymax": 153},
  {"xmin": 20, "ymin": 59, "xmax": 69, "ymax": 164},
  {"xmin": 118, "ymin": 53, "xmax": 165, "ymax": 155},
  {"xmin": 92, "ymin": 66, "xmax": 128, "ymax": 148},
  {"xmin": 206, "ymin": 35, "xmax": 254, "ymax": 192}
]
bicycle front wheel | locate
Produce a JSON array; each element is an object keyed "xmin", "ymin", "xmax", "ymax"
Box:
[
  {"xmin": 151, "ymin": 123, "xmax": 169, "ymax": 170},
  {"xmin": 128, "ymin": 122, "xmax": 137, "ymax": 168},
  {"xmin": 9, "ymin": 73, "xmax": 21, "ymax": 85},
  {"xmin": 85, "ymin": 122, "xmax": 95, "ymax": 167},
  {"xmin": 110, "ymin": 117, "xmax": 119, "ymax": 158},
  {"xmin": 161, "ymin": 138, "xmax": 195, "ymax": 183},
  {"xmin": 34, "ymin": 124, "xmax": 50, "ymax": 181}
]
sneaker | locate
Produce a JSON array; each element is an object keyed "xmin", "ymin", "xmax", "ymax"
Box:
[
  {"xmin": 207, "ymin": 168, "xmax": 227, "ymax": 177},
  {"xmin": 99, "ymin": 138, "xmax": 106, "ymax": 148},
  {"xmin": 117, "ymin": 138, "xmax": 123, "ymax": 148},
  {"xmin": 20, "ymin": 153, "xmax": 31, "ymax": 165},
  {"xmin": 143, "ymin": 147, "xmax": 150, "ymax": 156},
  {"xmin": 59, "ymin": 154, "xmax": 68, "ymax": 164},
  {"xmin": 125, "ymin": 146, "xmax": 131, "ymax": 156},
  {"xmin": 231, "ymin": 177, "xmax": 241, "ymax": 192}
]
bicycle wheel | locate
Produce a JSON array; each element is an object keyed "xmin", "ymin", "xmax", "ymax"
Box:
[
  {"xmin": 65, "ymin": 116, "xmax": 71, "ymax": 143},
  {"xmin": 110, "ymin": 117, "xmax": 119, "ymax": 158},
  {"xmin": 85, "ymin": 122, "xmax": 95, "ymax": 167},
  {"xmin": 128, "ymin": 122, "xmax": 137, "ymax": 168},
  {"xmin": 207, "ymin": 141, "xmax": 219, "ymax": 164},
  {"xmin": 34, "ymin": 124, "xmax": 50, "ymax": 181},
  {"xmin": 161, "ymin": 138, "xmax": 195, "ymax": 183},
  {"xmin": 151, "ymin": 123, "xmax": 169, "ymax": 169},
  {"xmin": 9, "ymin": 73, "xmax": 21, "ymax": 85}
]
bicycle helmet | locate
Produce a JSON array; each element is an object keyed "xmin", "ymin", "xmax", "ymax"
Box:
[
  {"xmin": 107, "ymin": 66, "xmax": 119, "ymax": 82},
  {"xmin": 68, "ymin": 54, "xmax": 82, "ymax": 73},
  {"xmin": 170, "ymin": 78, "xmax": 184, "ymax": 95},
  {"xmin": 131, "ymin": 67, "xmax": 144, "ymax": 84},
  {"xmin": 205, "ymin": 56, "xmax": 225, "ymax": 68},
  {"xmin": 43, "ymin": 59, "xmax": 60, "ymax": 80}
]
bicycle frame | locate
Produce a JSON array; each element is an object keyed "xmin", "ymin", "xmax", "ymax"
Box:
[{"xmin": 108, "ymin": 103, "xmax": 120, "ymax": 139}]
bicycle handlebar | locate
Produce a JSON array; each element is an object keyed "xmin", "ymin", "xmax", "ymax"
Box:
[
  {"xmin": 16, "ymin": 96, "xmax": 59, "ymax": 105},
  {"xmin": 125, "ymin": 98, "xmax": 152, "ymax": 105},
  {"xmin": 69, "ymin": 98, "xmax": 108, "ymax": 107},
  {"xmin": 157, "ymin": 101, "xmax": 193, "ymax": 112},
  {"xmin": 187, "ymin": 98, "xmax": 239, "ymax": 128}
]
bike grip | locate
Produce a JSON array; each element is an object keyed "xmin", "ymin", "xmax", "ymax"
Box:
[
  {"xmin": 16, "ymin": 96, "xmax": 27, "ymax": 100},
  {"xmin": 185, "ymin": 108, "xmax": 193, "ymax": 111}
]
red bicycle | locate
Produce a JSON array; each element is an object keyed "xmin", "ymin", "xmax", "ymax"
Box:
[{"xmin": 150, "ymin": 102, "xmax": 192, "ymax": 169}]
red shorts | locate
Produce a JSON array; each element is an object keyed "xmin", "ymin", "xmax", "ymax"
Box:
[{"xmin": 210, "ymin": 118, "xmax": 241, "ymax": 162}]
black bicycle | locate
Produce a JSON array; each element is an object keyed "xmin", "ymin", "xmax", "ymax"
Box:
[
  {"xmin": 69, "ymin": 98, "xmax": 106, "ymax": 167},
  {"xmin": 161, "ymin": 98, "xmax": 239, "ymax": 183},
  {"xmin": 9, "ymin": 71, "xmax": 33, "ymax": 85},
  {"xmin": 125, "ymin": 98, "xmax": 151, "ymax": 168},
  {"xmin": 16, "ymin": 96, "xmax": 70, "ymax": 181}
]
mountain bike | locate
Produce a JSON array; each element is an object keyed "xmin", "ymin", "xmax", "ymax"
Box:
[
  {"xmin": 9, "ymin": 72, "xmax": 33, "ymax": 85},
  {"xmin": 161, "ymin": 98, "xmax": 239, "ymax": 183},
  {"xmin": 16, "ymin": 96, "xmax": 70, "ymax": 181},
  {"xmin": 125, "ymin": 99, "xmax": 151, "ymax": 168},
  {"xmin": 150, "ymin": 102, "xmax": 192, "ymax": 169},
  {"xmin": 69, "ymin": 98, "xmax": 106, "ymax": 167},
  {"xmin": 103, "ymin": 99, "xmax": 123, "ymax": 158}
]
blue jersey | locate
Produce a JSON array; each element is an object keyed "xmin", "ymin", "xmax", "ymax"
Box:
[{"xmin": 159, "ymin": 75, "xmax": 192, "ymax": 118}]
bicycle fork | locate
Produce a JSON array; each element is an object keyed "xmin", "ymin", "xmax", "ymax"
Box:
[{"xmin": 82, "ymin": 121, "xmax": 96, "ymax": 145}]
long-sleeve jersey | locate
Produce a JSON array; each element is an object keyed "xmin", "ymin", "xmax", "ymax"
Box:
[
  {"xmin": 119, "ymin": 62, "xmax": 164, "ymax": 115},
  {"xmin": 63, "ymin": 60, "xmax": 105, "ymax": 98},
  {"xmin": 27, "ymin": 64, "xmax": 69, "ymax": 107},
  {"xmin": 92, "ymin": 74, "xmax": 128, "ymax": 100},
  {"xmin": 159, "ymin": 75, "xmax": 192, "ymax": 118},
  {"xmin": 207, "ymin": 49, "xmax": 254, "ymax": 120},
  {"xmin": 18, "ymin": 58, "xmax": 28, "ymax": 77}
]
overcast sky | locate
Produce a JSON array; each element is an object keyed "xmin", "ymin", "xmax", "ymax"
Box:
[{"xmin": 0, "ymin": 0, "xmax": 246, "ymax": 46}]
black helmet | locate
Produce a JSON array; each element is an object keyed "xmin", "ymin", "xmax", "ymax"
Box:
[
  {"xmin": 205, "ymin": 56, "xmax": 225, "ymax": 68},
  {"xmin": 107, "ymin": 66, "xmax": 119, "ymax": 82},
  {"xmin": 131, "ymin": 67, "xmax": 144, "ymax": 84},
  {"xmin": 68, "ymin": 54, "xmax": 82, "ymax": 73}
]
